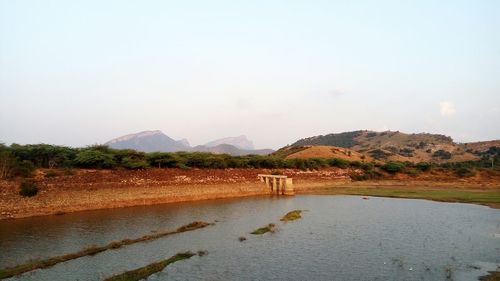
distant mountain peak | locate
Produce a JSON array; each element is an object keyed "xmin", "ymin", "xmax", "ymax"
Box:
[
  {"xmin": 107, "ymin": 130, "xmax": 164, "ymax": 144},
  {"xmin": 105, "ymin": 130, "xmax": 189, "ymax": 152},
  {"xmin": 177, "ymin": 138, "xmax": 190, "ymax": 147},
  {"xmin": 204, "ymin": 135, "xmax": 254, "ymax": 150}
]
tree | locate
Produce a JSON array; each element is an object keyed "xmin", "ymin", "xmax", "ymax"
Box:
[
  {"xmin": 381, "ymin": 162, "xmax": 406, "ymax": 173},
  {"xmin": 0, "ymin": 144, "xmax": 14, "ymax": 179},
  {"xmin": 74, "ymin": 150, "xmax": 116, "ymax": 168}
]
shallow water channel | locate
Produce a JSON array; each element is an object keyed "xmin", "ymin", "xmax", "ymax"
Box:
[{"xmin": 1, "ymin": 195, "xmax": 499, "ymax": 280}]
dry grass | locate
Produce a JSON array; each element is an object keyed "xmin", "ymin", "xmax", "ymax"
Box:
[
  {"xmin": 285, "ymin": 145, "xmax": 371, "ymax": 162},
  {"xmin": 0, "ymin": 221, "xmax": 212, "ymax": 279}
]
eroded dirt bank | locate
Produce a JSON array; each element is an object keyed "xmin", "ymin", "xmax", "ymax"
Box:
[
  {"xmin": 1, "ymin": 168, "xmax": 499, "ymax": 220},
  {"xmin": 0, "ymin": 168, "xmax": 352, "ymax": 220}
]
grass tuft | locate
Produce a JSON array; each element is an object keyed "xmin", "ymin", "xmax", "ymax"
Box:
[
  {"xmin": 280, "ymin": 210, "xmax": 302, "ymax": 222},
  {"xmin": 104, "ymin": 252, "xmax": 196, "ymax": 281},
  {"xmin": 251, "ymin": 223, "xmax": 276, "ymax": 235}
]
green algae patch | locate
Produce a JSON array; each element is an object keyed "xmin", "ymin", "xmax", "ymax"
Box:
[
  {"xmin": 251, "ymin": 223, "xmax": 276, "ymax": 235},
  {"xmin": 0, "ymin": 221, "xmax": 212, "ymax": 280},
  {"xmin": 280, "ymin": 210, "xmax": 302, "ymax": 222},
  {"xmin": 104, "ymin": 252, "xmax": 196, "ymax": 281}
]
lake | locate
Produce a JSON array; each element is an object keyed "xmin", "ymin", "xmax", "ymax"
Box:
[{"xmin": 1, "ymin": 195, "xmax": 499, "ymax": 280}]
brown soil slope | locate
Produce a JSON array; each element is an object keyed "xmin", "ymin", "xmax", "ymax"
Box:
[
  {"xmin": 0, "ymin": 168, "xmax": 354, "ymax": 220},
  {"xmin": 285, "ymin": 145, "xmax": 373, "ymax": 162}
]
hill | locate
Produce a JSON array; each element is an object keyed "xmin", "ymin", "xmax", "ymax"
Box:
[
  {"xmin": 462, "ymin": 140, "xmax": 500, "ymax": 153},
  {"xmin": 289, "ymin": 130, "xmax": 499, "ymax": 163}
]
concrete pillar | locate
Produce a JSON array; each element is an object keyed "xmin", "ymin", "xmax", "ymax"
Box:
[
  {"xmin": 284, "ymin": 178, "xmax": 294, "ymax": 196},
  {"xmin": 272, "ymin": 178, "xmax": 277, "ymax": 194}
]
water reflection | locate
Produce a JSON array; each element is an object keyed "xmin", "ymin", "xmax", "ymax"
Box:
[{"xmin": 1, "ymin": 195, "xmax": 499, "ymax": 281}]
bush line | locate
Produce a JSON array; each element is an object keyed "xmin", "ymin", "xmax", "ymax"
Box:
[{"xmin": 1, "ymin": 143, "xmax": 498, "ymax": 180}]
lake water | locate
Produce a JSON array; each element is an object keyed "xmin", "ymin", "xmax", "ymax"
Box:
[{"xmin": 1, "ymin": 195, "xmax": 499, "ymax": 281}]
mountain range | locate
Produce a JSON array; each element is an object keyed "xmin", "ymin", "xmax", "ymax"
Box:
[
  {"xmin": 105, "ymin": 129, "xmax": 499, "ymax": 162},
  {"xmin": 105, "ymin": 131, "xmax": 274, "ymax": 156}
]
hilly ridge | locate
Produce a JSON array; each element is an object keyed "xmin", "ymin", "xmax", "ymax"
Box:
[
  {"xmin": 287, "ymin": 130, "xmax": 498, "ymax": 163},
  {"xmin": 105, "ymin": 130, "xmax": 190, "ymax": 152}
]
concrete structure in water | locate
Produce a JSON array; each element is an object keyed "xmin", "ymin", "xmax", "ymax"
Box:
[{"xmin": 257, "ymin": 174, "xmax": 294, "ymax": 195}]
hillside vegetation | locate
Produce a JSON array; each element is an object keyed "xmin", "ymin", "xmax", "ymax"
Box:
[{"xmin": 290, "ymin": 130, "xmax": 495, "ymax": 163}]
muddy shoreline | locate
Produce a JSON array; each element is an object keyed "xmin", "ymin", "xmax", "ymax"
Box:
[{"xmin": 1, "ymin": 168, "xmax": 499, "ymax": 220}]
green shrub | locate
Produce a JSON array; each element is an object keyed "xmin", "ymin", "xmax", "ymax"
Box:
[
  {"xmin": 284, "ymin": 158, "xmax": 307, "ymax": 170},
  {"xmin": 381, "ymin": 162, "xmax": 406, "ymax": 173},
  {"xmin": 349, "ymin": 161, "xmax": 362, "ymax": 168},
  {"xmin": 455, "ymin": 167, "xmax": 475, "ymax": 178},
  {"xmin": 19, "ymin": 180, "xmax": 39, "ymax": 197},
  {"xmin": 369, "ymin": 149, "xmax": 392, "ymax": 160},
  {"xmin": 329, "ymin": 158, "xmax": 349, "ymax": 169},
  {"xmin": 350, "ymin": 170, "xmax": 381, "ymax": 181},
  {"xmin": 399, "ymin": 148, "xmax": 415, "ymax": 157},
  {"xmin": 360, "ymin": 162, "xmax": 375, "ymax": 171},
  {"xmin": 121, "ymin": 157, "xmax": 149, "ymax": 169},
  {"xmin": 350, "ymin": 174, "xmax": 369, "ymax": 181},
  {"xmin": 147, "ymin": 153, "xmax": 183, "ymax": 168},
  {"xmin": 416, "ymin": 162, "xmax": 432, "ymax": 172},
  {"xmin": 433, "ymin": 149, "xmax": 452, "ymax": 159},
  {"xmin": 405, "ymin": 169, "xmax": 419, "ymax": 177}
]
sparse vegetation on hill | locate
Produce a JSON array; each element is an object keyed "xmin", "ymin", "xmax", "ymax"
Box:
[
  {"xmin": 288, "ymin": 130, "xmax": 487, "ymax": 163},
  {"xmin": 292, "ymin": 131, "xmax": 364, "ymax": 148}
]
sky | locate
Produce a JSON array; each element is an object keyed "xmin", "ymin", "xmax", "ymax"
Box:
[{"xmin": 1, "ymin": 0, "xmax": 499, "ymax": 149}]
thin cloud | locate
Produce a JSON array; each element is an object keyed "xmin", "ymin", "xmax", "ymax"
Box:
[{"xmin": 439, "ymin": 101, "xmax": 456, "ymax": 117}]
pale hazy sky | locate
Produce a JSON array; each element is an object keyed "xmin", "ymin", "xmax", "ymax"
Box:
[{"xmin": 1, "ymin": 0, "xmax": 499, "ymax": 149}]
